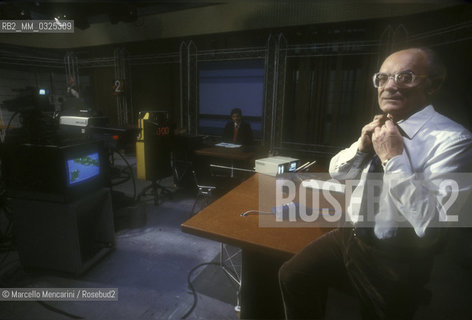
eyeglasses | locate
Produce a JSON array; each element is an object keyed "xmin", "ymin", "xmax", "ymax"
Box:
[{"xmin": 372, "ymin": 71, "xmax": 428, "ymax": 88}]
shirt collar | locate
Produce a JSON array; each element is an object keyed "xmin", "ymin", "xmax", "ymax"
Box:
[{"xmin": 396, "ymin": 105, "xmax": 435, "ymax": 140}]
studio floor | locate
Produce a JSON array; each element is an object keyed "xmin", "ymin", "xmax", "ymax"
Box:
[
  {"xmin": 0, "ymin": 153, "xmax": 242, "ymax": 320},
  {"xmin": 0, "ymin": 152, "xmax": 472, "ymax": 320}
]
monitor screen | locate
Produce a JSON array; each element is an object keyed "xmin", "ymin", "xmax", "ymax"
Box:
[
  {"xmin": 66, "ymin": 152, "xmax": 100, "ymax": 186},
  {"xmin": 289, "ymin": 161, "xmax": 297, "ymax": 172}
]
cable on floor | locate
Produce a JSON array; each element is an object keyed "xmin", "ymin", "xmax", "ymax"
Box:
[
  {"xmin": 0, "ymin": 214, "xmax": 15, "ymax": 270},
  {"xmin": 37, "ymin": 301, "xmax": 84, "ymax": 319},
  {"xmin": 182, "ymin": 259, "xmax": 242, "ymax": 319},
  {"xmin": 181, "ymin": 262, "xmax": 220, "ymax": 319},
  {"xmin": 182, "ymin": 259, "xmax": 240, "ymax": 319},
  {"xmin": 0, "ymin": 250, "xmax": 12, "ymax": 270}
]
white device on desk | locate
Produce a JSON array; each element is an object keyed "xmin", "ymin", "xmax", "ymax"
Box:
[
  {"xmin": 59, "ymin": 116, "xmax": 107, "ymax": 134},
  {"xmin": 255, "ymin": 156, "xmax": 300, "ymax": 176},
  {"xmin": 59, "ymin": 116, "xmax": 90, "ymax": 127}
]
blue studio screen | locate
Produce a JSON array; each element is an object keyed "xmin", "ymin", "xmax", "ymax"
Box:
[
  {"xmin": 198, "ymin": 60, "xmax": 264, "ymax": 137},
  {"xmin": 66, "ymin": 152, "xmax": 100, "ymax": 186}
]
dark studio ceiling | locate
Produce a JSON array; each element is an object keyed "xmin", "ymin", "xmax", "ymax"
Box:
[
  {"xmin": 0, "ymin": 1, "xmax": 466, "ymax": 49},
  {"xmin": 0, "ymin": 0, "xmax": 219, "ymax": 29}
]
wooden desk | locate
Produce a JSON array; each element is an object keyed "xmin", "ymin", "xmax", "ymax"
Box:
[{"xmin": 182, "ymin": 174, "xmax": 333, "ymax": 318}]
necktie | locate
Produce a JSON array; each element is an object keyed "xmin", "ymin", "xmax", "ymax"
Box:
[
  {"xmin": 369, "ymin": 154, "xmax": 384, "ymax": 223},
  {"xmin": 353, "ymin": 154, "xmax": 384, "ymax": 240},
  {"xmin": 356, "ymin": 125, "xmax": 404, "ymax": 240},
  {"xmin": 233, "ymin": 125, "xmax": 239, "ymax": 143},
  {"xmin": 369, "ymin": 154, "xmax": 384, "ymax": 173},
  {"xmin": 368, "ymin": 121, "xmax": 405, "ymax": 172}
]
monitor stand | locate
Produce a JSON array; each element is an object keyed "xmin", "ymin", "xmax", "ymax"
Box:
[{"xmin": 11, "ymin": 188, "xmax": 115, "ymax": 275}]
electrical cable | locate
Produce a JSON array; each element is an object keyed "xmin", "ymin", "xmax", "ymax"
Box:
[
  {"xmin": 0, "ymin": 220, "xmax": 13, "ymax": 251},
  {"xmin": 0, "ymin": 185, "xmax": 13, "ymax": 254},
  {"xmin": 111, "ymin": 166, "xmax": 131, "ymax": 186},
  {"xmin": 181, "ymin": 262, "xmax": 220, "ymax": 319},
  {"xmin": 0, "ymin": 237, "xmax": 83, "ymax": 320},
  {"xmin": 0, "ymin": 174, "xmax": 13, "ymax": 268},
  {"xmin": 4, "ymin": 111, "xmax": 19, "ymax": 139},
  {"xmin": 0, "ymin": 249, "xmax": 11, "ymax": 270},
  {"xmin": 0, "ymin": 254, "xmax": 19, "ymax": 277},
  {"xmin": 240, "ymin": 208, "xmax": 336, "ymax": 217},
  {"xmin": 111, "ymin": 148, "xmax": 137, "ymax": 202},
  {"xmin": 181, "ymin": 259, "xmax": 241, "ymax": 320},
  {"xmin": 0, "ymin": 232, "xmax": 15, "ymax": 271},
  {"xmin": 111, "ymin": 176, "xmax": 130, "ymax": 186},
  {"xmin": 37, "ymin": 301, "xmax": 84, "ymax": 319},
  {"xmin": 240, "ymin": 209, "xmax": 274, "ymax": 217}
]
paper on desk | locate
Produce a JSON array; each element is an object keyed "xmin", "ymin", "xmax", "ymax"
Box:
[
  {"xmin": 301, "ymin": 179, "xmax": 345, "ymax": 193},
  {"xmin": 215, "ymin": 142, "xmax": 242, "ymax": 148}
]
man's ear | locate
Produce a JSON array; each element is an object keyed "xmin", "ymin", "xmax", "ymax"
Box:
[{"xmin": 426, "ymin": 76, "xmax": 445, "ymax": 95}]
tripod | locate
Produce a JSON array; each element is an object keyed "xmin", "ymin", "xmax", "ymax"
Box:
[{"xmin": 136, "ymin": 179, "xmax": 173, "ymax": 206}]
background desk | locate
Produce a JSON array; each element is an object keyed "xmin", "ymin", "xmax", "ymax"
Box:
[
  {"xmin": 181, "ymin": 173, "xmax": 332, "ymax": 318},
  {"xmin": 193, "ymin": 145, "xmax": 256, "ymax": 183},
  {"xmin": 194, "ymin": 146, "xmax": 255, "ymax": 161}
]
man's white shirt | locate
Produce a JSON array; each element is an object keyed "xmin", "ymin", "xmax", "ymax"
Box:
[{"xmin": 329, "ymin": 105, "xmax": 472, "ymax": 239}]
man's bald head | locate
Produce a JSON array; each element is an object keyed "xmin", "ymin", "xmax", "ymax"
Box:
[{"xmin": 376, "ymin": 47, "xmax": 445, "ymax": 121}]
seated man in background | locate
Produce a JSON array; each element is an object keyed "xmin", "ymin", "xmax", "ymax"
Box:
[
  {"xmin": 223, "ymin": 108, "xmax": 253, "ymax": 146},
  {"xmin": 279, "ymin": 47, "xmax": 472, "ymax": 319}
]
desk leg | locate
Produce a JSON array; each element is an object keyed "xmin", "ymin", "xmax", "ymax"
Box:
[
  {"xmin": 240, "ymin": 249, "xmax": 287, "ymax": 319},
  {"xmin": 230, "ymin": 159, "xmax": 234, "ymax": 178}
]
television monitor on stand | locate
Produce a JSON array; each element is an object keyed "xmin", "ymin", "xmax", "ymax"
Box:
[
  {"xmin": 3, "ymin": 140, "xmax": 115, "ymax": 274},
  {"xmin": 1, "ymin": 140, "xmax": 106, "ymax": 203}
]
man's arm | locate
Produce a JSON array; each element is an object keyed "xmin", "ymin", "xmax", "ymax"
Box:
[
  {"xmin": 330, "ymin": 114, "xmax": 387, "ymax": 180},
  {"xmin": 329, "ymin": 140, "xmax": 370, "ymax": 180},
  {"xmin": 375, "ymin": 134, "xmax": 472, "ymax": 238},
  {"xmin": 371, "ymin": 120, "xmax": 403, "ymax": 164}
]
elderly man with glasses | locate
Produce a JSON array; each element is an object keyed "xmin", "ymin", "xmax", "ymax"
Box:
[{"xmin": 279, "ymin": 48, "xmax": 472, "ymax": 319}]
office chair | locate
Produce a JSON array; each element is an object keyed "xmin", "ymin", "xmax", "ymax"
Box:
[{"xmin": 190, "ymin": 170, "xmax": 216, "ymax": 217}]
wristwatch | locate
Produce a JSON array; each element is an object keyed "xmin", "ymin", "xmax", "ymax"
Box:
[{"xmin": 382, "ymin": 158, "xmax": 390, "ymax": 167}]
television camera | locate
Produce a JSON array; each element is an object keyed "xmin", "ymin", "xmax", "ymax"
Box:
[{"xmin": 1, "ymin": 87, "xmax": 57, "ymax": 145}]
